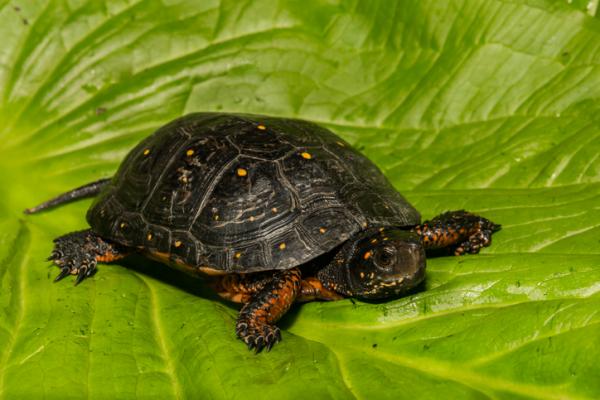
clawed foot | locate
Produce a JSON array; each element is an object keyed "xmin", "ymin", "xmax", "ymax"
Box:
[
  {"xmin": 236, "ymin": 319, "xmax": 281, "ymax": 353},
  {"xmin": 48, "ymin": 232, "xmax": 98, "ymax": 285},
  {"xmin": 415, "ymin": 210, "xmax": 501, "ymax": 255},
  {"xmin": 450, "ymin": 211, "xmax": 500, "ymax": 256},
  {"xmin": 46, "ymin": 229, "xmax": 127, "ymax": 285},
  {"xmin": 234, "ymin": 268, "xmax": 300, "ymax": 353},
  {"xmin": 453, "ymin": 228, "xmax": 494, "ymax": 255}
]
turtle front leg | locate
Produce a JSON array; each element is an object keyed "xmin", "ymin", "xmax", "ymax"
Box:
[
  {"xmin": 412, "ymin": 210, "xmax": 501, "ymax": 256},
  {"xmin": 235, "ymin": 268, "xmax": 301, "ymax": 353},
  {"xmin": 214, "ymin": 274, "xmax": 343, "ymax": 303},
  {"xmin": 48, "ymin": 229, "xmax": 128, "ymax": 284},
  {"xmin": 211, "ymin": 272, "xmax": 274, "ymax": 303}
]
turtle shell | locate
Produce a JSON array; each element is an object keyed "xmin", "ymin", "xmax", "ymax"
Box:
[{"xmin": 87, "ymin": 113, "xmax": 420, "ymax": 273}]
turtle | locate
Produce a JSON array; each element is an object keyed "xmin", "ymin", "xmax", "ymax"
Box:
[{"xmin": 25, "ymin": 113, "xmax": 500, "ymax": 352}]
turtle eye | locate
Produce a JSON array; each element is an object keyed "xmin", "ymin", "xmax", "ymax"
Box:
[{"xmin": 374, "ymin": 246, "xmax": 396, "ymax": 268}]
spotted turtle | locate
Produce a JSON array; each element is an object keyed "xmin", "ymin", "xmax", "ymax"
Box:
[{"xmin": 26, "ymin": 113, "xmax": 500, "ymax": 352}]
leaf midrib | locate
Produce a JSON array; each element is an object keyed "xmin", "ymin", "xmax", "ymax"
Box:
[{"xmin": 136, "ymin": 275, "xmax": 183, "ymax": 400}]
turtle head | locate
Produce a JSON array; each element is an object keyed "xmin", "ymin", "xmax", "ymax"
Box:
[{"xmin": 319, "ymin": 228, "xmax": 426, "ymax": 300}]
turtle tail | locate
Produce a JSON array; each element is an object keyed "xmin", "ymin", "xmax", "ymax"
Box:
[{"xmin": 24, "ymin": 178, "xmax": 112, "ymax": 215}]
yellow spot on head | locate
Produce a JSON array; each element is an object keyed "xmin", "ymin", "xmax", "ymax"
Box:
[
  {"xmin": 279, "ymin": 243, "xmax": 286, "ymax": 250},
  {"xmin": 360, "ymin": 272, "xmax": 365, "ymax": 279},
  {"xmin": 147, "ymin": 233, "xmax": 153, "ymax": 241},
  {"xmin": 249, "ymin": 216, "xmax": 255, "ymax": 222},
  {"xmin": 174, "ymin": 240, "xmax": 182, "ymax": 248},
  {"xmin": 214, "ymin": 215, "xmax": 219, "ymax": 221},
  {"xmin": 257, "ymin": 124, "xmax": 266, "ymax": 130},
  {"xmin": 363, "ymin": 251, "xmax": 373, "ymax": 260},
  {"xmin": 143, "ymin": 149, "xmax": 150, "ymax": 156},
  {"xmin": 271, "ymin": 207, "xmax": 278, "ymax": 213},
  {"xmin": 237, "ymin": 168, "xmax": 247, "ymax": 177},
  {"xmin": 186, "ymin": 149, "xmax": 194, "ymax": 156},
  {"xmin": 370, "ymin": 238, "xmax": 378, "ymax": 244},
  {"xmin": 120, "ymin": 222, "xmax": 126, "ymax": 229},
  {"xmin": 379, "ymin": 228, "xmax": 385, "ymax": 232},
  {"xmin": 336, "ymin": 141, "xmax": 345, "ymax": 147},
  {"xmin": 301, "ymin": 152, "xmax": 312, "ymax": 159},
  {"xmin": 363, "ymin": 222, "xmax": 368, "ymax": 228},
  {"xmin": 319, "ymin": 227, "xmax": 326, "ymax": 234},
  {"xmin": 234, "ymin": 252, "xmax": 241, "ymax": 259},
  {"xmin": 383, "ymin": 237, "xmax": 389, "ymax": 241}
]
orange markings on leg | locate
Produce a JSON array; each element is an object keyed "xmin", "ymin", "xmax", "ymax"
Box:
[
  {"xmin": 95, "ymin": 251, "xmax": 126, "ymax": 263},
  {"xmin": 298, "ymin": 277, "xmax": 344, "ymax": 302}
]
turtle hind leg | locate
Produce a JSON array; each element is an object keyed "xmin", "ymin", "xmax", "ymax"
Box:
[
  {"xmin": 236, "ymin": 268, "xmax": 302, "ymax": 353},
  {"xmin": 413, "ymin": 210, "xmax": 501, "ymax": 256},
  {"xmin": 48, "ymin": 229, "xmax": 128, "ymax": 285}
]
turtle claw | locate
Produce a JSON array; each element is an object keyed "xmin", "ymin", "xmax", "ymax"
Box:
[
  {"xmin": 254, "ymin": 336, "xmax": 265, "ymax": 353},
  {"xmin": 265, "ymin": 340, "xmax": 274, "ymax": 352},
  {"xmin": 54, "ymin": 267, "xmax": 71, "ymax": 282},
  {"xmin": 75, "ymin": 266, "xmax": 89, "ymax": 285},
  {"xmin": 236, "ymin": 320, "xmax": 281, "ymax": 354},
  {"xmin": 47, "ymin": 251, "xmax": 61, "ymax": 261},
  {"xmin": 264, "ymin": 330, "xmax": 281, "ymax": 352}
]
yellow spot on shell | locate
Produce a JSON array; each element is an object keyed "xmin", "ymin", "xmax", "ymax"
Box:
[
  {"xmin": 271, "ymin": 207, "xmax": 278, "ymax": 213},
  {"xmin": 360, "ymin": 272, "xmax": 365, "ymax": 279},
  {"xmin": 301, "ymin": 152, "xmax": 312, "ymax": 159},
  {"xmin": 249, "ymin": 216, "xmax": 255, "ymax": 222},
  {"xmin": 336, "ymin": 141, "xmax": 345, "ymax": 147},
  {"xmin": 143, "ymin": 149, "xmax": 150, "ymax": 156},
  {"xmin": 257, "ymin": 124, "xmax": 266, "ymax": 130},
  {"xmin": 237, "ymin": 168, "xmax": 247, "ymax": 177},
  {"xmin": 186, "ymin": 149, "xmax": 194, "ymax": 156},
  {"xmin": 120, "ymin": 222, "xmax": 126, "ymax": 229},
  {"xmin": 383, "ymin": 237, "xmax": 389, "ymax": 241},
  {"xmin": 279, "ymin": 243, "xmax": 286, "ymax": 250},
  {"xmin": 363, "ymin": 251, "xmax": 373, "ymax": 260},
  {"xmin": 174, "ymin": 240, "xmax": 182, "ymax": 248},
  {"xmin": 214, "ymin": 215, "xmax": 220, "ymax": 221},
  {"xmin": 379, "ymin": 228, "xmax": 385, "ymax": 232},
  {"xmin": 147, "ymin": 233, "xmax": 153, "ymax": 240},
  {"xmin": 319, "ymin": 227, "xmax": 326, "ymax": 234},
  {"xmin": 234, "ymin": 252, "xmax": 241, "ymax": 259},
  {"xmin": 370, "ymin": 238, "xmax": 378, "ymax": 244}
]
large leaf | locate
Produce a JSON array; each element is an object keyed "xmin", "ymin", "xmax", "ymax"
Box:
[{"xmin": 1, "ymin": 0, "xmax": 599, "ymax": 398}]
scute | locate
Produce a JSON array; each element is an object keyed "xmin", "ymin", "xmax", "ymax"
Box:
[
  {"xmin": 190, "ymin": 158, "xmax": 297, "ymax": 246},
  {"xmin": 87, "ymin": 113, "xmax": 420, "ymax": 272}
]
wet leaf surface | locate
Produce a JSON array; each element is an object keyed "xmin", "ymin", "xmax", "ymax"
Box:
[{"xmin": 0, "ymin": 1, "xmax": 599, "ymax": 399}]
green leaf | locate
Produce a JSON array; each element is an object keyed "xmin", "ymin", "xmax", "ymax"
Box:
[{"xmin": 1, "ymin": 0, "xmax": 599, "ymax": 399}]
